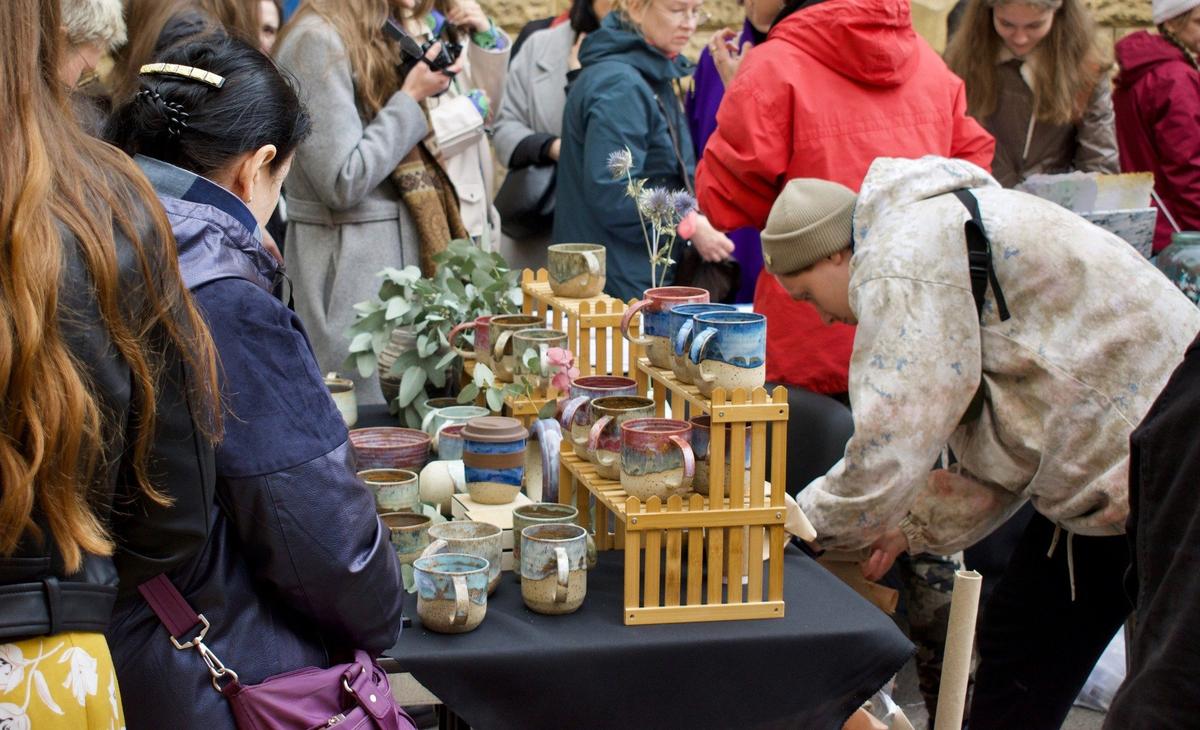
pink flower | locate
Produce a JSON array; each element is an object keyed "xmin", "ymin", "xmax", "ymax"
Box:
[
  {"xmin": 677, "ymin": 210, "xmax": 698, "ymax": 240},
  {"xmin": 545, "ymin": 347, "xmax": 575, "ymax": 370},
  {"xmin": 551, "ymin": 366, "xmax": 580, "ymax": 393}
]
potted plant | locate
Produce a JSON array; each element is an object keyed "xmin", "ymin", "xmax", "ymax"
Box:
[{"xmin": 345, "ymin": 240, "xmax": 522, "ymax": 427}]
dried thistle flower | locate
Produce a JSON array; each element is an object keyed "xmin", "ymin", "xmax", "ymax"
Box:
[
  {"xmin": 606, "ymin": 148, "xmax": 634, "ymax": 180},
  {"xmin": 638, "ymin": 187, "xmax": 675, "ymax": 222},
  {"xmin": 671, "ymin": 191, "xmax": 697, "ymax": 219}
]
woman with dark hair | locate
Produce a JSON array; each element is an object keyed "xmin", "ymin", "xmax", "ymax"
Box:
[
  {"xmin": 492, "ymin": 0, "xmax": 611, "ymax": 265},
  {"xmin": 1113, "ymin": 0, "xmax": 1200, "ymax": 254},
  {"xmin": 105, "ymin": 31, "xmax": 405, "ymax": 729},
  {"xmin": 944, "ymin": 0, "xmax": 1119, "ymax": 187},
  {"xmin": 0, "ymin": 0, "xmax": 221, "ymax": 726}
]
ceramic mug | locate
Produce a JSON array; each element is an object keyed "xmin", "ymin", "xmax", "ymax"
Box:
[
  {"xmin": 461, "ymin": 416, "xmax": 529, "ymax": 506},
  {"xmin": 620, "ymin": 286, "xmax": 709, "ymax": 369},
  {"xmin": 379, "ymin": 511, "xmax": 432, "ymax": 565},
  {"xmin": 357, "ymin": 468, "xmax": 420, "ymax": 513},
  {"xmin": 520, "ymin": 523, "xmax": 588, "ymax": 615},
  {"xmin": 512, "ymin": 328, "xmax": 569, "ymax": 391},
  {"xmin": 558, "ymin": 376, "xmax": 638, "ymax": 460},
  {"xmin": 422, "ymin": 520, "xmax": 504, "ymax": 595},
  {"xmin": 547, "ymin": 243, "xmax": 606, "ymax": 298},
  {"xmin": 688, "ymin": 311, "xmax": 767, "ymax": 398},
  {"xmin": 421, "ymin": 404, "xmax": 490, "ymax": 447},
  {"xmin": 620, "ymin": 418, "xmax": 695, "ymax": 502},
  {"xmin": 668, "ymin": 304, "xmax": 738, "ymax": 385},
  {"xmin": 586, "ymin": 395, "xmax": 655, "ymax": 480},
  {"xmin": 413, "ymin": 553, "xmax": 490, "ymax": 634},
  {"xmin": 689, "ymin": 416, "xmax": 752, "ymax": 496},
  {"xmin": 511, "ymin": 503, "xmax": 597, "ymax": 574},
  {"xmin": 489, "ymin": 314, "xmax": 544, "ymax": 382},
  {"xmin": 448, "ymin": 315, "xmax": 494, "ymax": 371},
  {"xmin": 436, "ymin": 424, "xmax": 466, "ymax": 461},
  {"xmin": 324, "ymin": 373, "xmax": 358, "ymax": 428}
]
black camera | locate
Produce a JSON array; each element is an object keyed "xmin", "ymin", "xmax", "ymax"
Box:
[{"xmin": 383, "ymin": 17, "xmax": 462, "ymax": 77}]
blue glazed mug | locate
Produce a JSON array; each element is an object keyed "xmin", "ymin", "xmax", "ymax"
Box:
[
  {"xmin": 688, "ymin": 311, "xmax": 767, "ymax": 398},
  {"xmin": 669, "ymin": 303, "xmax": 738, "ymax": 385},
  {"xmin": 413, "ymin": 553, "xmax": 490, "ymax": 633},
  {"xmin": 620, "ymin": 286, "xmax": 709, "ymax": 369},
  {"xmin": 461, "ymin": 416, "xmax": 528, "ymax": 505},
  {"xmin": 690, "ymin": 416, "xmax": 751, "ymax": 496},
  {"xmin": 520, "ymin": 523, "xmax": 589, "ymax": 615}
]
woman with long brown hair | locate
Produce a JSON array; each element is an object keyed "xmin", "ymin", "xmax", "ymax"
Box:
[
  {"xmin": 0, "ymin": 0, "xmax": 221, "ymax": 726},
  {"xmin": 945, "ymin": 0, "xmax": 1119, "ymax": 186},
  {"xmin": 274, "ymin": 0, "xmax": 460, "ymax": 401}
]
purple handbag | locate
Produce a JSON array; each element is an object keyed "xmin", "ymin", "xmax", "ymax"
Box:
[{"xmin": 139, "ymin": 574, "xmax": 415, "ymax": 730}]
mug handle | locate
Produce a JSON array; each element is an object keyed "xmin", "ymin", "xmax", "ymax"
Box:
[
  {"xmin": 492, "ymin": 330, "xmax": 515, "ymax": 378},
  {"xmin": 581, "ymin": 251, "xmax": 601, "ymax": 277},
  {"xmin": 530, "ymin": 419, "xmax": 562, "ymax": 503},
  {"xmin": 559, "ymin": 395, "xmax": 589, "ymax": 433},
  {"xmin": 553, "ymin": 546, "xmax": 569, "ymax": 603},
  {"xmin": 431, "ymin": 420, "xmax": 453, "ymax": 449},
  {"xmin": 421, "ymin": 409, "xmax": 439, "ymax": 435},
  {"xmin": 420, "ymin": 538, "xmax": 448, "ymax": 560},
  {"xmin": 664, "ymin": 435, "xmax": 696, "ymax": 489},
  {"xmin": 689, "ymin": 327, "xmax": 719, "ymax": 385},
  {"xmin": 585, "ymin": 534, "xmax": 597, "ymax": 569},
  {"xmin": 586, "ymin": 415, "xmax": 613, "ymax": 452},
  {"xmin": 673, "ymin": 319, "xmax": 695, "ymax": 357},
  {"xmin": 448, "ymin": 321, "xmax": 477, "ymax": 361},
  {"xmin": 451, "ymin": 574, "xmax": 470, "ymax": 626},
  {"xmin": 619, "ymin": 299, "xmax": 654, "ymax": 346}
]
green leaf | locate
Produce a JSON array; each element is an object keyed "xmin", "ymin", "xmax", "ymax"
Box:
[
  {"xmin": 522, "ymin": 347, "xmax": 540, "ymax": 372},
  {"xmin": 485, "ymin": 387, "xmax": 505, "ymax": 413},
  {"xmin": 473, "ymin": 362, "xmax": 495, "ymax": 388},
  {"xmin": 435, "ymin": 350, "xmax": 458, "ymax": 370},
  {"xmin": 427, "ymin": 363, "xmax": 446, "ymax": 388},
  {"xmin": 537, "ymin": 400, "xmax": 558, "ymax": 420},
  {"xmin": 458, "ymin": 382, "xmax": 479, "ymax": 403},
  {"xmin": 355, "ymin": 352, "xmax": 375, "ymax": 378},
  {"xmin": 348, "ymin": 332, "xmax": 373, "ymax": 353},
  {"xmin": 402, "ymin": 404, "xmax": 422, "ymax": 429},
  {"xmin": 352, "ymin": 299, "xmax": 382, "ymax": 315},
  {"xmin": 385, "ymin": 297, "xmax": 412, "ymax": 320},
  {"xmin": 389, "ymin": 348, "xmax": 421, "ymax": 376},
  {"xmin": 397, "ymin": 365, "xmax": 426, "ymax": 407}
]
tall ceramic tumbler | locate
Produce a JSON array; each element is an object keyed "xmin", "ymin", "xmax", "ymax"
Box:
[
  {"xmin": 688, "ymin": 311, "xmax": 767, "ymax": 398},
  {"xmin": 461, "ymin": 416, "xmax": 528, "ymax": 505},
  {"xmin": 620, "ymin": 286, "xmax": 709, "ymax": 369}
]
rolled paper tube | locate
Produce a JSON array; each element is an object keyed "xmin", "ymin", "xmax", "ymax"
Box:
[{"xmin": 933, "ymin": 570, "xmax": 983, "ymax": 730}]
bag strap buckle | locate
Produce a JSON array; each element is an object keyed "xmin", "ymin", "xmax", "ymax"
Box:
[{"xmin": 168, "ymin": 612, "xmax": 210, "ymax": 650}]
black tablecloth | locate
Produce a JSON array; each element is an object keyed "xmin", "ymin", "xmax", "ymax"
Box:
[{"xmin": 383, "ymin": 547, "xmax": 913, "ymax": 730}]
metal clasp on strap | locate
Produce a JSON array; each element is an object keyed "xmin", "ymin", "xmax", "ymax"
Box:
[
  {"xmin": 168, "ymin": 613, "xmax": 210, "ymax": 649},
  {"xmin": 165, "ymin": 613, "xmax": 239, "ymax": 692}
]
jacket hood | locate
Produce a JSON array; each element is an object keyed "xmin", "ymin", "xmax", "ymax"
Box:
[
  {"xmin": 770, "ymin": 0, "xmax": 920, "ymax": 87},
  {"xmin": 135, "ymin": 155, "xmax": 280, "ymax": 293},
  {"xmin": 579, "ymin": 13, "xmax": 695, "ymax": 82},
  {"xmin": 854, "ymin": 156, "xmax": 998, "ymax": 238},
  {"xmin": 1116, "ymin": 31, "xmax": 1192, "ymax": 84}
]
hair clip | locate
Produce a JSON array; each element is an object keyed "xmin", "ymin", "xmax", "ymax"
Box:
[{"xmin": 139, "ymin": 63, "xmax": 226, "ymax": 89}]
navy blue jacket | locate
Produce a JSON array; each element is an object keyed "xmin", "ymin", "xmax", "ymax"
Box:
[
  {"xmin": 553, "ymin": 14, "xmax": 697, "ymax": 301},
  {"xmin": 107, "ymin": 157, "xmax": 404, "ymax": 729}
]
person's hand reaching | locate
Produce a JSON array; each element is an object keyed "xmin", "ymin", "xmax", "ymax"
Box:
[{"xmin": 861, "ymin": 528, "xmax": 909, "ymax": 582}]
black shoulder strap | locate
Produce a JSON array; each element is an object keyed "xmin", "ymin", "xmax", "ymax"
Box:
[{"xmin": 952, "ymin": 189, "xmax": 1011, "ymax": 322}]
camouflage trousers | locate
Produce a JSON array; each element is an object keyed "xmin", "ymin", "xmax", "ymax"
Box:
[{"xmin": 895, "ymin": 551, "xmax": 966, "ymax": 723}]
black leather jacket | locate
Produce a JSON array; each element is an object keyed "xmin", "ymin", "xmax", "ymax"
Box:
[
  {"xmin": 0, "ymin": 212, "xmax": 216, "ymax": 641},
  {"xmin": 106, "ymin": 158, "xmax": 404, "ymax": 729}
]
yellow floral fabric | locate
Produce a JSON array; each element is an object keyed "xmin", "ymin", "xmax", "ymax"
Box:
[{"xmin": 0, "ymin": 632, "xmax": 124, "ymax": 730}]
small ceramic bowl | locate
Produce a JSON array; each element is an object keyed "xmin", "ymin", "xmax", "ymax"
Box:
[{"xmin": 349, "ymin": 427, "xmax": 432, "ymax": 471}]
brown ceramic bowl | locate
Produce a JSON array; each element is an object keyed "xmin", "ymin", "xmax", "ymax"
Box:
[{"xmin": 349, "ymin": 427, "xmax": 432, "ymax": 471}]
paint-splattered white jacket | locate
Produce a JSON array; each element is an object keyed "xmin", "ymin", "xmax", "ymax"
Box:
[{"xmin": 798, "ymin": 156, "xmax": 1200, "ymax": 554}]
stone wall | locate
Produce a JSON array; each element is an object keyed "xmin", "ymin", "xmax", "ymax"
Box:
[{"xmin": 484, "ymin": 0, "xmax": 1153, "ymax": 58}]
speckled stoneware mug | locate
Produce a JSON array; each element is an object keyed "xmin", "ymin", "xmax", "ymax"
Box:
[
  {"xmin": 357, "ymin": 468, "xmax": 420, "ymax": 514},
  {"xmin": 547, "ymin": 243, "xmax": 606, "ymax": 298},
  {"xmin": 489, "ymin": 314, "xmax": 544, "ymax": 382},
  {"xmin": 688, "ymin": 311, "xmax": 767, "ymax": 398},
  {"xmin": 449, "ymin": 315, "xmax": 494, "ymax": 372},
  {"xmin": 689, "ymin": 416, "xmax": 751, "ymax": 496},
  {"xmin": 380, "ymin": 511, "xmax": 431, "ymax": 565},
  {"xmin": 520, "ymin": 523, "xmax": 588, "ymax": 615},
  {"xmin": 586, "ymin": 396, "xmax": 655, "ymax": 480},
  {"xmin": 668, "ymin": 303, "xmax": 738, "ymax": 385},
  {"xmin": 422, "ymin": 520, "xmax": 503, "ymax": 595},
  {"xmin": 620, "ymin": 418, "xmax": 695, "ymax": 502},
  {"xmin": 413, "ymin": 553, "xmax": 489, "ymax": 634},
  {"xmin": 324, "ymin": 373, "xmax": 358, "ymax": 427},
  {"xmin": 558, "ymin": 376, "xmax": 638, "ymax": 460},
  {"xmin": 620, "ymin": 286, "xmax": 709, "ymax": 369},
  {"xmin": 512, "ymin": 328, "xmax": 569, "ymax": 391}
]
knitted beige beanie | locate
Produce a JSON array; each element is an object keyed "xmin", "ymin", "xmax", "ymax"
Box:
[{"xmin": 760, "ymin": 179, "xmax": 857, "ymax": 275}]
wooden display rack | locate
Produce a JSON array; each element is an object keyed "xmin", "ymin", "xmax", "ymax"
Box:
[
  {"xmin": 520, "ymin": 269, "xmax": 641, "ymax": 381},
  {"xmin": 558, "ymin": 356, "xmax": 790, "ymax": 625}
]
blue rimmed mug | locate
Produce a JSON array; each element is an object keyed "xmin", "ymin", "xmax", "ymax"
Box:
[
  {"xmin": 669, "ymin": 303, "xmax": 738, "ymax": 385},
  {"xmin": 413, "ymin": 553, "xmax": 490, "ymax": 634},
  {"xmin": 688, "ymin": 311, "xmax": 767, "ymax": 397},
  {"xmin": 620, "ymin": 286, "xmax": 709, "ymax": 369}
]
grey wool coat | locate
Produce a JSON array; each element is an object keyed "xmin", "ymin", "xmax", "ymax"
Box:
[{"xmin": 275, "ymin": 15, "xmax": 426, "ymax": 404}]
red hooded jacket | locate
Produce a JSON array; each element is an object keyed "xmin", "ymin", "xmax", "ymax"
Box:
[
  {"xmin": 695, "ymin": 0, "xmax": 994, "ymax": 393},
  {"xmin": 1114, "ymin": 31, "xmax": 1200, "ymax": 253}
]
